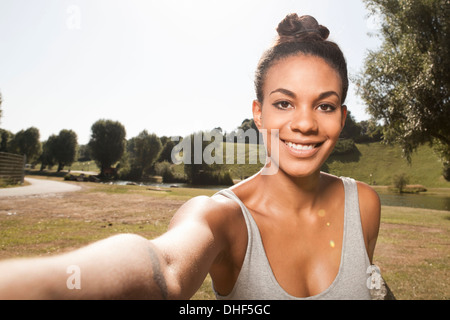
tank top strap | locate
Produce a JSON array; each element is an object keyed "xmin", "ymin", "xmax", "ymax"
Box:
[
  {"xmin": 214, "ymin": 189, "xmax": 256, "ymax": 231},
  {"xmin": 214, "ymin": 189, "xmax": 260, "ymax": 252},
  {"xmin": 341, "ymin": 176, "xmax": 359, "ymax": 215},
  {"xmin": 340, "ymin": 176, "xmax": 371, "ymax": 271},
  {"xmin": 212, "ymin": 188, "xmax": 274, "ymax": 299}
]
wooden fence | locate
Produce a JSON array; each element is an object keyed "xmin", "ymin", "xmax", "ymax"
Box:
[{"xmin": 0, "ymin": 152, "xmax": 26, "ymax": 184}]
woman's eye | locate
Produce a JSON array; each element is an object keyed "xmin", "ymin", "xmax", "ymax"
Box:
[
  {"xmin": 273, "ymin": 101, "xmax": 292, "ymax": 110},
  {"xmin": 318, "ymin": 104, "xmax": 336, "ymax": 112}
]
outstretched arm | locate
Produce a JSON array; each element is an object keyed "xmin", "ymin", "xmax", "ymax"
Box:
[
  {"xmin": 0, "ymin": 196, "xmax": 227, "ymax": 299},
  {"xmin": 0, "ymin": 234, "xmax": 177, "ymax": 299}
]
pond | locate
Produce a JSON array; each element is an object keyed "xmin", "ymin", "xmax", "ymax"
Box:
[
  {"xmin": 378, "ymin": 193, "xmax": 450, "ymax": 211},
  {"xmin": 114, "ymin": 181, "xmax": 229, "ymax": 191},
  {"xmin": 115, "ymin": 181, "xmax": 450, "ymax": 211}
]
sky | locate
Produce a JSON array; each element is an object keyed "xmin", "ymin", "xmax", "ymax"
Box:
[{"xmin": 0, "ymin": 0, "xmax": 382, "ymax": 145}]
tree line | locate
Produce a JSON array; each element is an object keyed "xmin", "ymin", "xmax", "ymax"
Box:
[
  {"xmin": 0, "ymin": 121, "xmax": 171, "ymax": 181},
  {"xmin": 0, "ymin": 111, "xmax": 384, "ymax": 185}
]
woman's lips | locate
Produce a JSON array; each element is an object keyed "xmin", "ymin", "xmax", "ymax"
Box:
[{"xmin": 281, "ymin": 139, "xmax": 324, "ymax": 157}]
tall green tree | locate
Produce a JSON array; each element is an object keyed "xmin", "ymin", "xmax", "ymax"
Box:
[
  {"xmin": 130, "ymin": 130, "xmax": 162, "ymax": 177},
  {"xmin": 54, "ymin": 129, "xmax": 78, "ymax": 172},
  {"xmin": 157, "ymin": 139, "xmax": 177, "ymax": 163},
  {"xmin": 0, "ymin": 129, "xmax": 13, "ymax": 152},
  {"xmin": 39, "ymin": 135, "xmax": 58, "ymax": 170},
  {"xmin": 9, "ymin": 127, "xmax": 41, "ymax": 163},
  {"xmin": 183, "ymin": 131, "xmax": 213, "ymax": 185},
  {"xmin": 88, "ymin": 119, "xmax": 126, "ymax": 176},
  {"xmin": 356, "ymin": 0, "xmax": 449, "ymax": 178},
  {"xmin": 183, "ymin": 130, "xmax": 232, "ymax": 185},
  {"xmin": 0, "ymin": 93, "xmax": 12, "ymax": 152},
  {"xmin": 77, "ymin": 144, "xmax": 91, "ymax": 162},
  {"xmin": 339, "ymin": 110, "xmax": 362, "ymax": 141},
  {"xmin": 237, "ymin": 119, "xmax": 261, "ymax": 144}
]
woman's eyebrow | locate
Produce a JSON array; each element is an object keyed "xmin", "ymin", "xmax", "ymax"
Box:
[
  {"xmin": 269, "ymin": 88, "xmax": 296, "ymax": 98},
  {"xmin": 269, "ymin": 88, "xmax": 341, "ymax": 101},
  {"xmin": 317, "ymin": 91, "xmax": 341, "ymax": 101}
]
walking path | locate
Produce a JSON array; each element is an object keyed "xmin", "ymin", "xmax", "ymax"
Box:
[{"xmin": 0, "ymin": 178, "xmax": 82, "ymax": 197}]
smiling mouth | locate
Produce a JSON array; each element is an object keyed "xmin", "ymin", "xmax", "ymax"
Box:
[{"xmin": 282, "ymin": 140, "xmax": 324, "ymax": 151}]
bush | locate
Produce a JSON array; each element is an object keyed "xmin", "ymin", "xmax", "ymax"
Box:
[
  {"xmin": 154, "ymin": 161, "xmax": 186, "ymax": 183},
  {"xmin": 332, "ymin": 139, "xmax": 358, "ymax": 155},
  {"xmin": 218, "ymin": 172, "xmax": 234, "ymax": 185},
  {"xmin": 190, "ymin": 170, "xmax": 233, "ymax": 186},
  {"xmin": 392, "ymin": 173, "xmax": 409, "ymax": 193},
  {"xmin": 404, "ymin": 185, "xmax": 427, "ymax": 193},
  {"xmin": 0, "ymin": 178, "xmax": 20, "ymax": 187}
]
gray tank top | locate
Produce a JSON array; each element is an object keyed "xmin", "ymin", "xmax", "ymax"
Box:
[{"xmin": 212, "ymin": 176, "xmax": 372, "ymax": 300}]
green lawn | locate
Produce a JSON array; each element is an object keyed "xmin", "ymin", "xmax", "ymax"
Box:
[
  {"xmin": 325, "ymin": 142, "xmax": 450, "ymax": 188},
  {"xmin": 375, "ymin": 205, "xmax": 450, "ymax": 300}
]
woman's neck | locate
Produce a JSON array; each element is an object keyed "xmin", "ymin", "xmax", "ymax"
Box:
[{"xmin": 240, "ymin": 167, "xmax": 324, "ymax": 217}]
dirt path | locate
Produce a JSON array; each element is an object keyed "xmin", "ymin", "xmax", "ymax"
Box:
[{"xmin": 0, "ymin": 178, "xmax": 82, "ymax": 198}]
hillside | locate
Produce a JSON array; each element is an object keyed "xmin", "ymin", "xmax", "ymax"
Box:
[
  {"xmin": 71, "ymin": 141, "xmax": 450, "ymax": 189},
  {"xmin": 324, "ymin": 142, "xmax": 450, "ymax": 188},
  {"xmin": 220, "ymin": 142, "xmax": 450, "ymax": 188}
]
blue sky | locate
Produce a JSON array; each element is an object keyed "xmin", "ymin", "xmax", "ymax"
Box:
[{"xmin": 0, "ymin": 0, "xmax": 381, "ymax": 144}]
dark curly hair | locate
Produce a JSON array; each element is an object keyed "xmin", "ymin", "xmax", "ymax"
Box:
[{"xmin": 254, "ymin": 13, "xmax": 349, "ymax": 104}]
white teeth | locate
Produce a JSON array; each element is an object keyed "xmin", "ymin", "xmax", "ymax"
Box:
[{"xmin": 285, "ymin": 141, "xmax": 316, "ymax": 151}]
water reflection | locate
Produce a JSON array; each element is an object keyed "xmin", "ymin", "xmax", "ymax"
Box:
[
  {"xmin": 115, "ymin": 180, "xmax": 450, "ymax": 211},
  {"xmin": 378, "ymin": 193, "xmax": 450, "ymax": 211}
]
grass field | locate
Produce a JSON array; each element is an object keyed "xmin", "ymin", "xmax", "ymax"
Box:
[
  {"xmin": 325, "ymin": 143, "xmax": 450, "ymax": 188},
  {"xmin": 1, "ymin": 176, "xmax": 449, "ymax": 299},
  {"xmin": 374, "ymin": 206, "xmax": 449, "ymax": 299}
]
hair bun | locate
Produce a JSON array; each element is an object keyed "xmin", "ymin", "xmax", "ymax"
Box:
[{"xmin": 276, "ymin": 13, "xmax": 330, "ymax": 44}]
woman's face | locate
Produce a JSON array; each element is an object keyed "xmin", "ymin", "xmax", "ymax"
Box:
[{"xmin": 253, "ymin": 54, "xmax": 347, "ymax": 178}]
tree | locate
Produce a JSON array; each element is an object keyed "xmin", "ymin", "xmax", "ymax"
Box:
[
  {"xmin": 358, "ymin": 120, "xmax": 384, "ymax": 143},
  {"xmin": 183, "ymin": 132, "xmax": 207, "ymax": 184},
  {"xmin": 393, "ymin": 173, "xmax": 409, "ymax": 193},
  {"xmin": 39, "ymin": 130, "xmax": 78, "ymax": 171},
  {"xmin": 130, "ymin": 130, "xmax": 162, "ymax": 177},
  {"xmin": 339, "ymin": 110, "xmax": 362, "ymax": 140},
  {"xmin": 88, "ymin": 119, "xmax": 126, "ymax": 177},
  {"xmin": 39, "ymin": 135, "xmax": 58, "ymax": 170},
  {"xmin": 53, "ymin": 129, "xmax": 78, "ymax": 172},
  {"xmin": 0, "ymin": 91, "xmax": 2, "ymax": 124},
  {"xmin": 239, "ymin": 119, "xmax": 258, "ymax": 132},
  {"xmin": 157, "ymin": 139, "xmax": 176, "ymax": 164},
  {"xmin": 238, "ymin": 119, "xmax": 260, "ymax": 144},
  {"xmin": 183, "ymin": 131, "xmax": 232, "ymax": 185},
  {"xmin": 356, "ymin": 0, "xmax": 450, "ymax": 177},
  {"xmin": 0, "ymin": 129, "xmax": 13, "ymax": 152},
  {"xmin": 77, "ymin": 144, "xmax": 91, "ymax": 162},
  {"xmin": 9, "ymin": 127, "xmax": 41, "ymax": 163}
]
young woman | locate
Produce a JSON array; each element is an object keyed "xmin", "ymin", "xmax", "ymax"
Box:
[{"xmin": 0, "ymin": 13, "xmax": 380, "ymax": 300}]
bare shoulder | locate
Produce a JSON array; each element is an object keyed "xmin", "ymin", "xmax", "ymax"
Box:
[
  {"xmin": 356, "ymin": 181, "xmax": 381, "ymax": 219},
  {"xmin": 168, "ymin": 192, "xmax": 244, "ymax": 240},
  {"xmin": 356, "ymin": 181, "xmax": 381, "ymax": 262},
  {"xmin": 170, "ymin": 193, "xmax": 242, "ymax": 224}
]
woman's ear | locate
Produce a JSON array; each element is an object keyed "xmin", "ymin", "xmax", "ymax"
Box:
[
  {"xmin": 252, "ymin": 100, "xmax": 263, "ymax": 129},
  {"xmin": 341, "ymin": 105, "xmax": 348, "ymax": 129}
]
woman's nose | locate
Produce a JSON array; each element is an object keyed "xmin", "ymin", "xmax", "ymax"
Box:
[{"xmin": 289, "ymin": 108, "xmax": 318, "ymax": 134}]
